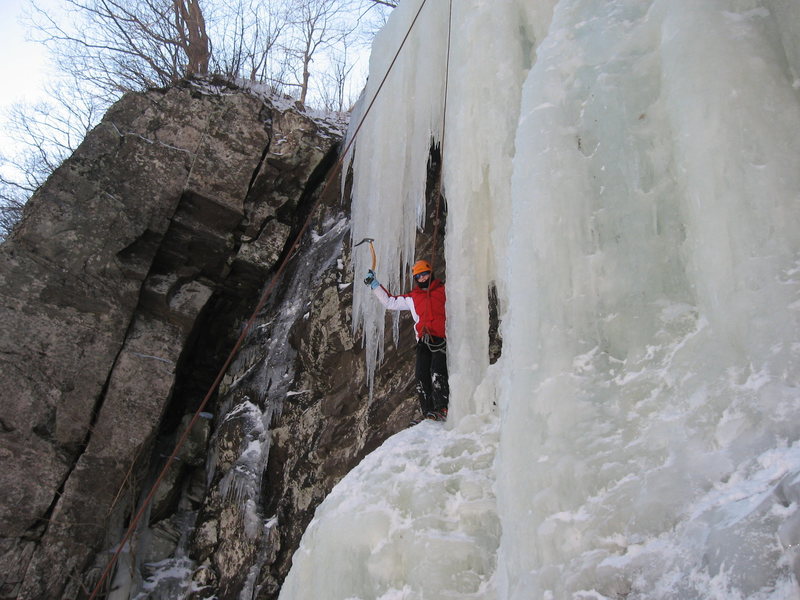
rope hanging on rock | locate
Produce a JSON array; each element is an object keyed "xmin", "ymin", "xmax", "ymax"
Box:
[{"xmin": 88, "ymin": 1, "xmax": 435, "ymax": 597}]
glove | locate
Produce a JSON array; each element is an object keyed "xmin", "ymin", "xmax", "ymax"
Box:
[{"xmin": 364, "ymin": 269, "xmax": 380, "ymax": 289}]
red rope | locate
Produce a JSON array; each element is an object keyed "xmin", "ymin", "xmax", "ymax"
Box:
[{"xmin": 88, "ymin": 1, "xmax": 433, "ymax": 597}]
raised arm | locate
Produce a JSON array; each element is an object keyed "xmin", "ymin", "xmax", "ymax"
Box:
[
  {"xmin": 372, "ymin": 285, "xmax": 414, "ymax": 311},
  {"xmin": 364, "ymin": 269, "xmax": 414, "ymax": 311}
]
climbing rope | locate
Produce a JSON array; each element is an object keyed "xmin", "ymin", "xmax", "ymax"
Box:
[{"xmin": 88, "ymin": 1, "xmax": 435, "ymax": 597}]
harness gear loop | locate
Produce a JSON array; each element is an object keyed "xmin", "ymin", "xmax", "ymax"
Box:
[{"xmin": 421, "ymin": 332, "xmax": 447, "ymax": 353}]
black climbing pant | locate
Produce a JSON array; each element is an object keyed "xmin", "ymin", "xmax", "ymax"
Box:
[{"xmin": 415, "ymin": 336, "xmax": 449, "ymax": 415}]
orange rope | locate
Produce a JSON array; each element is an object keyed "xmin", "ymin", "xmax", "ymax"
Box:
[{"xmin": 87, "ymin": 1, "xmax": 433, "ymax": 597}]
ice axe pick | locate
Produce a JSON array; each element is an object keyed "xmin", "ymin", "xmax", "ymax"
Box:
[{"xmin": 354, "ymin": 237, "xmax": 376, "ymax": 282}]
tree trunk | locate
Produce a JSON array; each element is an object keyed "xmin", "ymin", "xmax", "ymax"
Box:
[
  {"xmin": 174, "ymin": 0, "xmax": 210, "ymax": 77},
  {"xmin": 300, "ymin": 59, "xmax": 311, "ymax": 105}
]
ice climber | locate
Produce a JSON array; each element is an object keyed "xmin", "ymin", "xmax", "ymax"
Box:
[{"xmin": 364, "ymin": 259, "xmax": 449, "ymax": 422}]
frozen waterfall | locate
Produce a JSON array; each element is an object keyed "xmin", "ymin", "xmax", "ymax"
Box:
[{"xmin": 282, "ymin": 0, "xmax": 800, "ymax": 598}]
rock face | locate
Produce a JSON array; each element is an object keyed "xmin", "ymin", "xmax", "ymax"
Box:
[
  {"xmin": 0, "ymin": 79, "xmax": 434, "ymax": 599},
  {"xmin": 184, "ymin": 219, "xmax": 421, "ymax": 598}
]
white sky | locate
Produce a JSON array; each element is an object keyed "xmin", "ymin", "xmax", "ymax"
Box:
[
  {"xmin": 0, "ymin": 0, "xmax": 52, "ymax": 156},
  {"xmin": 0, "ymin": 0, "xmax": 51, "ymax": 104}
]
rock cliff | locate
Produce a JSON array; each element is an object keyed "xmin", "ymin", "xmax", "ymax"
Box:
[{"xmin": 0, "ymin": 80, "xmax": 443, "ymax": 599}]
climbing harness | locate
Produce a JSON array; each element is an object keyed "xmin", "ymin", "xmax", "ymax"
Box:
[
  {"xmin": 421, "ymin": 333, "xmax": 447, "ymax": 353},
  {"xmin": 88, "ymin": 1, "xmax": 437, "ymax": 597}
]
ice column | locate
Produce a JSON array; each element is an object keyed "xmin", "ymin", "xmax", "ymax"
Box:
[
  {"xmin": 349, "ymin": 0, "xmax": 557, "ymax": 418},
  {"xmin": 441, "ymin": 1, "xmax": 555, "ymax": 420},
  {"xmin": 495, "ymin": 0, "xmax": 800, "ymax": 597}
]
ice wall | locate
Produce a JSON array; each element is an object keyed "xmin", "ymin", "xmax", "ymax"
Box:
[
  {"xmin": 498, "ymin": 0, "xmax": 800, "ymax": 597},
  {"xmin": 283, "ymin": 0, "xmax": 800, "ymax": 598},
  {"xmin": 348, "ymin": 0, "xmax": 451, "ymax": 383}
]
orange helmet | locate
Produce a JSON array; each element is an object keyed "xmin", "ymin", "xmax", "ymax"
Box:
[{"xmin": 412, "ymin": 259, "xmax": 432, "ymax": 276}]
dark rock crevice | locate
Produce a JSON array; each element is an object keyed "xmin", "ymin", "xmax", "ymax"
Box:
[
  {"xmin": 278, "ymin": 140, "xmax": 342, "ymax": 235},
  {"xmin": 489, "ymin": 282, "xmax": 503, "ymax": 364},
  {"xmin": 245, "ymin": 126, "xmax": 274, "ymax": 202}
]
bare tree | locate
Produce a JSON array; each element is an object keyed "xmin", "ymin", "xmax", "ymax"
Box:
[
  {"xmin": 209, "ymin": 0, "xmax": 291, "ymax": 86},
  {"xmin": 0, "ymin": 179, "xmax": 27, "ymax": 240},
  {"xmin": 26, "ymin": 0, "xmax": 392, "ymax": 115},
  {"xmin": 3, "ymin": 79, "xmax": 100, "ymax": 190},
  {"xmin": 244, "ymin": 3, "xmax": 292, "ymax": 87},
  {"xmin": 1, "ymin": 0, "xmax": 214, "ymax": 238},
  {"xmin": 0, "ymin": 0, "xmax": 395, "ymax": 236},
  {"xmin": 29, "ymin": 0, "xmax": 211, "ymax": 95},
  {"xmin": 284, "ymin": 0, "xmax": 354, "ymax": 105},
  {"xmin": 0, "ymin": 75, "xmax": 104, "ymax": 238},
  {"xmin": 319, "ymin": 44, "xmax": 357, "ymax": 113},
  {"xmin": 174, "ymin": 0, "xmax": 211, "ymax": 76}
]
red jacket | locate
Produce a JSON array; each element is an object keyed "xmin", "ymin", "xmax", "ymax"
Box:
[{"xmin": 372, "ymin": 279, "xmax": 446, "ymax": 340}]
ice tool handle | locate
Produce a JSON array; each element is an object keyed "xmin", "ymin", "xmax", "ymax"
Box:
[{"xmin": 355, "ymin": 237, "xmax": 377, "ymax": 283}]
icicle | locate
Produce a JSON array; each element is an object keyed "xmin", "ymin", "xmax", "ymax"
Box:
[{"xmin": 348, "ymin": 0, "xmax": 451, "ymax": 388}]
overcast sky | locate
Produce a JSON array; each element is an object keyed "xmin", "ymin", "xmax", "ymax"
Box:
[
  {"xmin": 0, "ymin": 0, "xmax": 54, "ymax": 156},
  {"xmin": 0, "ymin": 0, "xmax": 51, "ymax": 108}
]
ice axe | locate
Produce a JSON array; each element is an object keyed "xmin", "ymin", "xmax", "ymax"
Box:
[{"xmin": 354, "ymin": 237, "xmax": 376, "ymax": 283}]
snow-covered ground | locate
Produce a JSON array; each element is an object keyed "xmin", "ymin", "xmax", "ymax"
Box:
[
  {"xmin": 283, "ymin": 0, "xmax": 800, "ymax": 598},
  {"xmin": 281, "ymin": 416, "xmax": 500, "ymax": 599}
]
